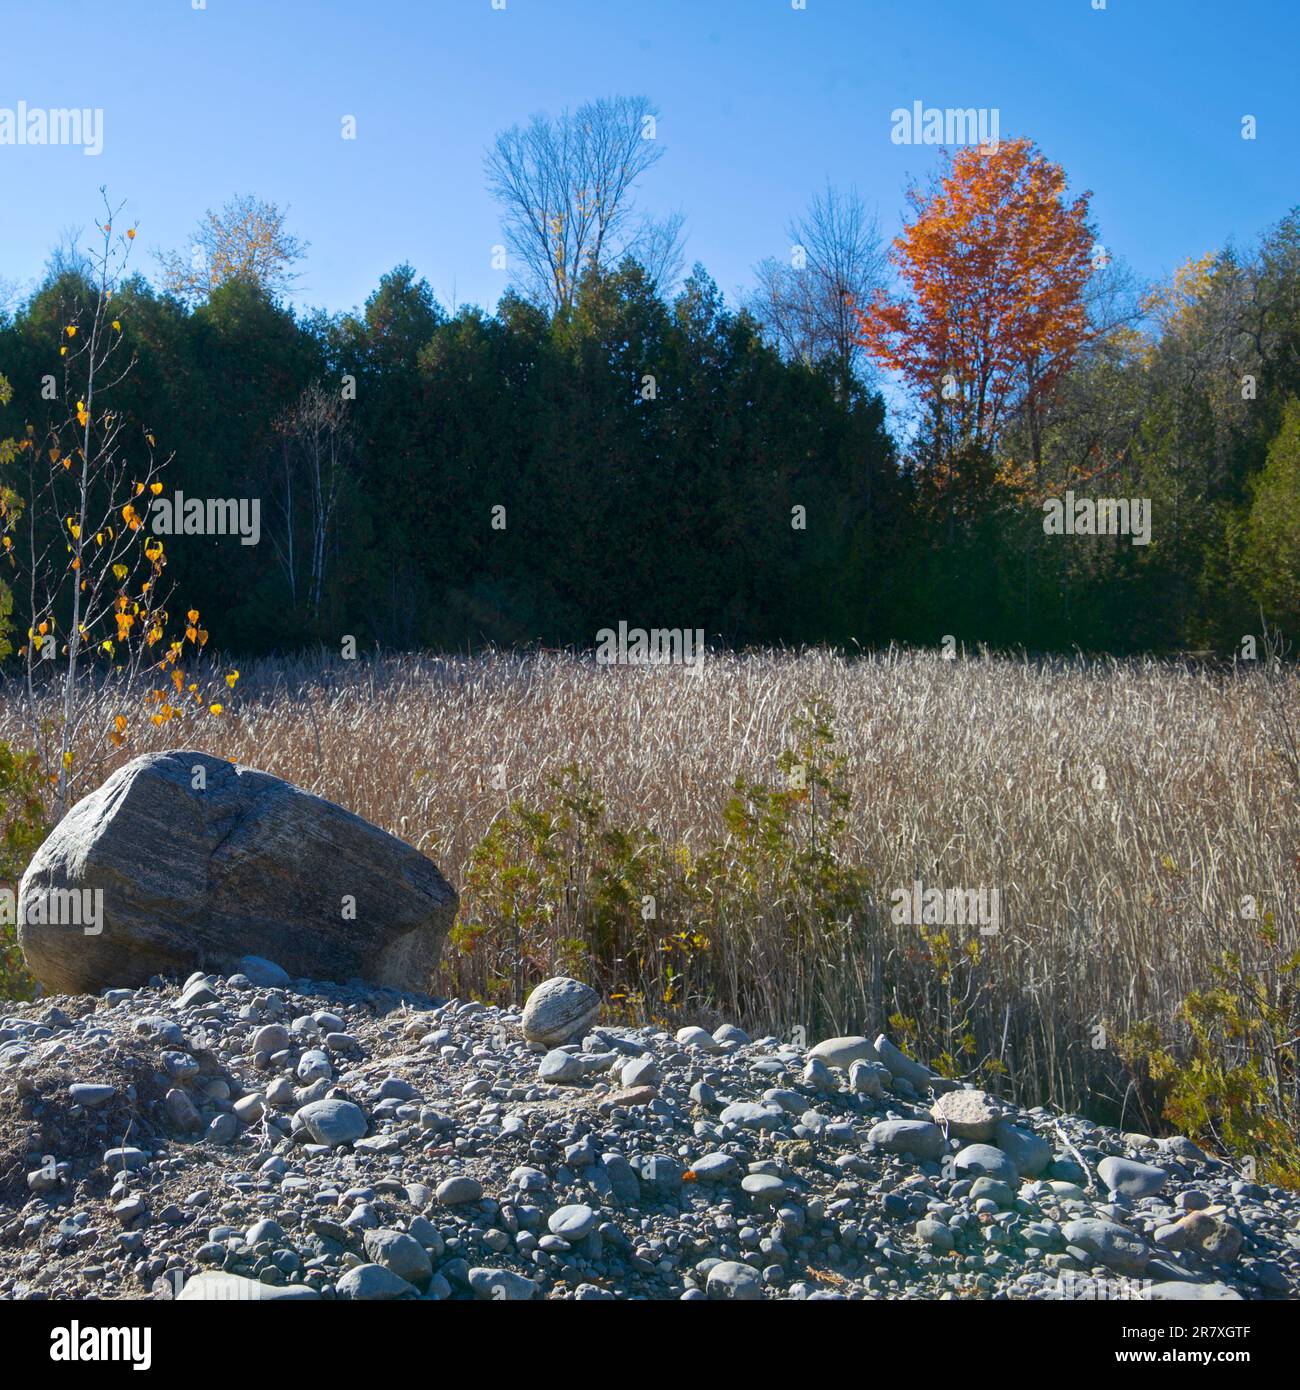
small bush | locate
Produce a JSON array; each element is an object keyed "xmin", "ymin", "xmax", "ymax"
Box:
[
  {"xmin": 0, "ymin": 742, "xmax": 50, "ymax": 1000},
  {"xmin": 1120, "ymin": 931, "xmax": 1300, "ymax": 1187}
]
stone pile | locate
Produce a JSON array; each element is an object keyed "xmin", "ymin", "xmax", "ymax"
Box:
[{"xmin": 1, "ymin": 970, "xmax": 1295, "ymax": 1302}]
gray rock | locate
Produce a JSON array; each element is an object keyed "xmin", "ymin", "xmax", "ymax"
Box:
[
  {"xmin": 719, "ymin": 1101, "xmax": 786, "ymax": 1132},
  {"xmin": 206, "ymin": 1113, "xmax": 238, "ymax": 1145},
  {"xmin": 741, "ymin": 1173, "xmax": 787, "ymax": 1204},
  {"xmin": 251, "ymin": 1024, "xmax": 290, "ymax": 1055},
  {"xmin": 69, "ymin": 1083, "xmax": 116, "ymax": 1107},
  {"xmin": 873, "ymin": 1034, "xmax": 934, "ymax": 1087},
  {"xmin": 953, "ymin": 1144, "xmax": 1019, "ymax": 1183},
  {"xmin": 537, "ymin": 1048, "xmax": 588, "ymax": 1085},
  {"xmin": 17, "ymin": 750, "xmax": 456, "ymax": 994},
  {"xmin": 675, "ymin": 1026, "xmax": 720, "ymax": 1052},
  {"xmin": 706, "ymin": 1260, "xmax": 764, "ymax": 1300},
  {"xmin": 178, "ymin": 978, "xmax": 218, "ymax": 1008},
  {"xmin": 601, "ymin": 1152, "xmax": 640, "ymax": 1205},
  {"xmin": 238, "ymin": 955, "xmax": 290, "ymax": 987},
  {"xmin": 994, "ymin": 1118, "xmax": 1052, "ymax": 1178},
  {"xmin": 916, "ymin": 1218, "xmax": 955, "ymax": 1252},
  {"xmin": 621, "ymin": 1054, "xmax": 660, "ymax": 1088},
  {"xmin": 1144, "ymin": 1280, "xmax": 1243, "ymax": 1301},
  {"xmin": 469, "ymin": 1267, "xmax": 538, "ymax": 1301},
  {"xmin": 867, "ymin": 1120, "xmax": 946, "ymax": 1161},
  {"xmin": 690, "ymin": 1152, "xmax": 740, "ymax": 1182},
  {"xmin": 178, "ymin": 1272, "xmax": 320, "ymax": 1301},
  {"xmin": 808, "ymin": 1035, "xmax": 878, "ymax": 1070},
  {"xmin": 548, "ymin": 1204, "xmax": 598, "ymax": 1240},
  {"xmin": 1097, "ymin": 1156, "xmax": 1168, "ymax": 1199},
  {"xmin": 1061, "ymin": 1218, "xmax": 1151, "ymax": 1276},
  {"xmin": 295, "ymin": 1098, "xmax": 367, "ymax": 1146},
  {"xmin": 363, "ymin": 1228, "xmax": 433, "ymax": 1288},
  {"xmin": 436, "ymin": 1175, "xmax": 483, "ymax": 1205},
  {"xmin": 163, "ymin": 1088, "xmax": 203, "ymax": 1134},
  {"xmin": 337, "ymin": 1263, "xmax": 419, "ymax": 1300},
  {"xmin": 848, "ymin": 1059, "xmax": 889, "ymax": 1097},
  {"xmin": 932, "ymin": 1088, "xmax": 1004, "ymax": 1141},
  {"xmin": 103, "ymin": 1146, "xmax": 149, "ymax": 1171},
  {"xmin": 520, "ymin": 977, "xmax": 599, "ymax": 1047}
]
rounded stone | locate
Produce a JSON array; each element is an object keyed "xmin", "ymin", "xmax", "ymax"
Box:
[
  {"xmin": 741, "ymin": 1173, "xmax": 787, "ymax": 1204},
  {"xmin": 689, "ymin": 1152, "xmax": 740, "ymax": 1183},
  {"xmin": 867, "ymin": 1119, "xmax": 946, "ymax": 1161},
  {"xmin": 706, "ymin": 1260, "xmax": 764, "ymax": 1300},
  {"xmin": 295, "ymin": 1098, "xmax": 367, "ymax": 1146},
  {"xmin": 1097, "ymin": 1156, "xmax": 1168, "ymax": 1200},
  {"xmin": 953, "ymin": 1143, "xmax": 1019, "ymax": 1183},
  {"xmin": 548, "ymin": 1204, "xmax": 598, "ymax": 1240},
  {"xmin": 336, "ymin": 1263, "xmax": 419, "ymax": 1300},
  {"xmin": 808, "ymin": 1035, "xmax": 878, "ymax": 1070},
  {"xmin": 521, "ymin": 977, "xmax": 600, "ymax": 1047},
  {"xmin": 993, "ymin": 1117, "xmax": 1052, "ymax": 1178},
  {"xmin": 932, "ymin": 1088, "xmax": 1005, "ymax": 1142},
  {"xmin": 436, "ymin": 1175, "xmax": 484, "ymax": 1205}
]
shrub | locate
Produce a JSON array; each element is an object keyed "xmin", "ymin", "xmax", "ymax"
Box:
[{"xmin": 0, "ymin": 742, "xmax": 50, "ymax": 1000}]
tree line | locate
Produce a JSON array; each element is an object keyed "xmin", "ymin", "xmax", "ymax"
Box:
[{"xmin": 0, "ymin": 97, "xmax": 1297, "ymax": 659}]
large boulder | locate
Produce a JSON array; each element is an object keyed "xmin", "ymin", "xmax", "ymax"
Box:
[{"xmin": 17, "ymin": 750, "xmax": 457, "ymax": 995}]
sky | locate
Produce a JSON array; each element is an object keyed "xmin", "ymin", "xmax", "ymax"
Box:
[{"xmin": 2, "ymin": 0, "xmax": 1298, "ymax": 321}]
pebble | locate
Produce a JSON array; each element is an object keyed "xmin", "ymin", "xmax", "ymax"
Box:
[
  {"xmin": 548, "ymin": 1204, "xmax": 598, "ymax": 1240},
  {"xmin": 295, "ymin": 1098, "xmax": 368, "ymax": 1146},
  {"xmin": 2, "ymin": 972, "xmax": 1292, "ymax": 1308},
  {"xmin": 1097, "ymin": 1156, "xmax": 1168, "ymax": 1199},
  {"xmin": 337, "ymin": 1263, "xmax": 419, "ymax": 1300},
  {"xmin": 808, "ymin": 1035, "xmax": 878, "ymax": 1070},
  {"xmin": 706, "ymin": 1260, "xmax": 764, "ymax": 1300},
  {"xmin": 868, "ymin": 1120, "xmax": 946, "ymax": 1161},
  {"xmin": 436, "ymin": 1175, "xmax": 484, "ymax": 1205}
]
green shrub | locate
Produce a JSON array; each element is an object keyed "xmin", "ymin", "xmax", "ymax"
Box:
[
  {"xmin": 1120, "ymin": 929, "xmax": 1300, "ymax": 1187},
  {"xmin": 0, "ymin": 742, "xmax": 51, "ymax": 999}
]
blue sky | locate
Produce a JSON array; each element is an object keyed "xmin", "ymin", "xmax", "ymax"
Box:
[{"xmin": 2, "ymin": 0, "xmax": 1297, "ymax": 319}]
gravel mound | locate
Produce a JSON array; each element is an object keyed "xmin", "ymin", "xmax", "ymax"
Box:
[{"xmin": 1, "ymin": 971, "xmax": 1296, "ymax": 1302}]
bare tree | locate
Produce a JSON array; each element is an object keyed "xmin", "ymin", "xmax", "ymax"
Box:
[
  {"xmin": 271, "ymin": 382, "xmax": 354, "ymax": 621},
  {"xmin": 747, "ymin": 184, "xmax": 886, "ymax": 390},
  {"xmin": 485, "ymin": 96, "xmax": 680, "ymax": 311},
  {"xmin": 158, "ymin": 195, "xmax": 308, "ymax": 305}
]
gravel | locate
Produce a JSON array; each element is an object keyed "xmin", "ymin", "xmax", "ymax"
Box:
[{"xmin": 1, "ymin": 970, "xmax": 1296, "ymax": 1302}]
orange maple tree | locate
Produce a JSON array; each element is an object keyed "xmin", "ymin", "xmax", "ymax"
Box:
[{"xmin": 853, "ymin": 137, "xmax": 1096, "ymax": 480}]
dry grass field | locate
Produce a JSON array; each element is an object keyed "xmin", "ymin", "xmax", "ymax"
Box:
[{"xmin": 2, "ymin": 647, "xmax": 1297, "ymax": 1153}]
